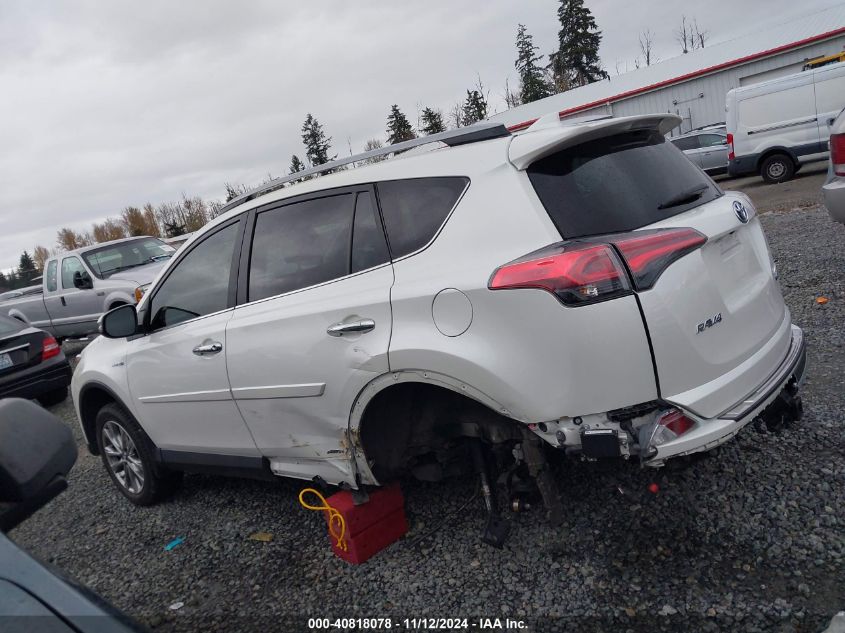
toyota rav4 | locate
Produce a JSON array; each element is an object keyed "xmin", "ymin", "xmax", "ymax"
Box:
[{"xmin": 72, "ymin": 113, "xmax": 806, "ymax": 524}]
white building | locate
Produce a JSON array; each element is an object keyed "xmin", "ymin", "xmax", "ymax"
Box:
[{"xmin": 490, "ymin": 4, "xmax": 845, "ymax": 136}]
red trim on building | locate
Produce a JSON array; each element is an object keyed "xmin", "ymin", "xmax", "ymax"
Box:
[{"xmin": 507, "ymin": 27, "xmax": 845, "ymax": 132}]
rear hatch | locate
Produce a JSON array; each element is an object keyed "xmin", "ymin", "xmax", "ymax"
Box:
[{"xmin": 520, "ymin": 120, "xmax": 789, "ymax": 419}]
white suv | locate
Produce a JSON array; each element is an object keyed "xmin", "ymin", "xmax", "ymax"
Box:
[{"xmin": 72, "ymin": 114, "xmax": 806, "ymax": 521}]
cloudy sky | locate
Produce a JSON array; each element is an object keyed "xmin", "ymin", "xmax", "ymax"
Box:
[{"xmin": 1, "ymin": 0, "xmax": 841, "ymax": 272}]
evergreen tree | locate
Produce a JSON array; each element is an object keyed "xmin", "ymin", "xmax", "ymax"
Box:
[
  {"xmin": 18, "ymin": 251, "xmax": 37, "ymax": 283},
  {"xmin": 289, "ymin": 155, "xmax": 306, "ymax": 175},
  {"xmin": 301, "ymin": 114, "xmax": 335, "ymax": 167},
  {"xmin": 461, "ymin": 90, "xmax": 488, "ymax": 126},
  {"xmin": 0, "ymin": 271, "xmax": 7, "ymax": 289},
  {"xmin": 420, "ymin": 107, "xmax": 446, "ymax": 135},
  {"xmin": 386, "ymin": 105, "xmax": 416, "ymax": 145},
  {"xmin": 515, "ymin": 24, "xmax": 552, "ymax": 104},
  {"xmin": 548, "ymin": 0, "xmax": 607, "ymax": 91}
]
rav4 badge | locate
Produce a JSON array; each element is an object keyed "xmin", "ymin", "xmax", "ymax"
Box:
[{"xmin": 696, "ymin": 312, "xmax": 722, "ymax": 334}]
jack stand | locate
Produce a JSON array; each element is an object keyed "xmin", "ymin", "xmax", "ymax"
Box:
[
  {"xmin": 470, "ymin": 440, "xmax": 510, "ymax": 548},
  {"xmin": 521, "ymin": 434, "xmax": 565, "ymax": 527}
]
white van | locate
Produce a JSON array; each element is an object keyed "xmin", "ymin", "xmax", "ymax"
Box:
[{"xmin": 727, "ymin": 61, "xmax": 845, "ymax": 183}]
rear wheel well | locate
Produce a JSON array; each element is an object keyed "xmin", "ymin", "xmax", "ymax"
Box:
[
  {"xmin": 358, "ymin": 382, "xmax": 524, "ymax": 483},
  {"xmin": 79, "ymin": 386, "xmax": 119, "ymax": 455},
  {"xmin": 757, "ymin": 148, "xmax": 797, "ymax": 170}
]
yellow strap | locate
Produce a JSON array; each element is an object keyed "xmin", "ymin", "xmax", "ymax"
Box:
[{"xmin": 298, "ymin": 488, "xmax": 348, "ymax": 551}]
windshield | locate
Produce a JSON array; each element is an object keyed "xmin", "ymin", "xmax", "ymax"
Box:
[
  {"xmin": 82, "ymin": 238, "xmax": 175, "ymax": 278},
  {"xmin": 527, "ymin": 129, "xmax": 721, "ymax": 239}
]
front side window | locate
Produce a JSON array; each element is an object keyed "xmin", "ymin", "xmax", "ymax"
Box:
[
  {"xmin": 45, "ymin": 260, "xmax": 58, "ymax": 292},
  {"xmin": 376, "ymin": 177, "xmax": 468, "ymax": 258},
  {"xmin": 248, "ymin": 194, "xmax": 355, "ymax": 302},
  {"xmin": 149, "ymin": 223, "xmax": 239, "ymax": 330},
  {"xmin": 699, "ymin": 133, "xmax": 727, "ymax": 148},
  {"xmin": 61, "ymin": 257, "xmax": 86, "ymax": 289}
]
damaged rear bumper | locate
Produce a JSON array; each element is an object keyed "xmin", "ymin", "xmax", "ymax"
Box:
[{"xmin": 644, "ymin": 325, "xmax": 806, "ymax": 465}]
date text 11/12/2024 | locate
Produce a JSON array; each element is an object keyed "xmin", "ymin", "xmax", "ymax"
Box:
[{"xmin": 307, "ymin": 617, "xmax": 528, "ymax": 630}]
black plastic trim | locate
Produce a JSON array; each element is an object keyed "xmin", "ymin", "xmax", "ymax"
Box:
[{"xmin": 157, "ymin": 450, "xmax": 275, "ymax": 480}]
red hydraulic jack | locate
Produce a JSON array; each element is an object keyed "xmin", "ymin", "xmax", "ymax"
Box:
[{"xmin": 302, "ymin": 483, "xmax": 408, "ymax": 565}]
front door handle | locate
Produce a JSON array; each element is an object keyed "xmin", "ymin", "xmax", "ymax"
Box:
[
  {"xmin": 192, "ymin": 341, "xmax": 223, "ymax": 356},
  {"xmin": 326, "ymin": 319, "xmax": 375, "ymax": 337}
]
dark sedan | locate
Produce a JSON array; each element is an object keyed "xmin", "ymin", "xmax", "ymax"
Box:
[{"xmin": 0, "ymin": 315, "xmax": 71, "ymax": 405}]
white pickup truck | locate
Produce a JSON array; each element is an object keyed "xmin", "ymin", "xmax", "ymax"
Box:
[{"xmin": 1, "ymin": 236, "xmax": 175, "ymax": 341}]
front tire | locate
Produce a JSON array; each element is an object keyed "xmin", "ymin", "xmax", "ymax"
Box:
[
  {"xmin": 37, "ymin": 386, "xmax": 68, "ymax": 407},
  {"xmin": 95, "ymin": 403, "xmax": 180, "ymax": 506},
  {"xmin": 760, "ymin": 154, "xmax": 795, "ymax": 184}
]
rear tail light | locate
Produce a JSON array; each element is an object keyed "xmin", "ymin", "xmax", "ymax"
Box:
[
  {"xmin": 41, "ymin": 335, "xmax": 61, "ymax": 361},
  {"xmin": 641, "ymin": 408, "xmax": 696, "ymax": 455},
  {"xmin": 727, "ymin": 133, "xmax": 735, "ymax": 161},
  {"xmin": 489, "ymin": 242, "xmax": 631, "ymax": 306},
  {"xmin": 490, "ymin": 228, "xmax": 706, "ymax": 305},
  {"xmin": 612, "ymin": 228, "xmax": 707, "ymax": 290},
  {"xmin": 831, "ymin": 133, "xmax": 845, "ymax": 176}
]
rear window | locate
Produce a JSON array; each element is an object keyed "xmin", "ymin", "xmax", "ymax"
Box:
[
  {"xmin": 376, "ymin": 177, "xmax": 468, "ymax": 258},
  {"xmin": 0, "ymin": 315, "xmax": 24, "ymax": 335},
  {"xmin": 527, "ymin": 130, "xmax": 720, "ymax": 239}
]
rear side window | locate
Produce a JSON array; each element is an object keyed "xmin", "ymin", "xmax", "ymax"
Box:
[
  {"xmin": 376, "ymin": 177, "xmax": 468, "ymax": 258},
  {"xmin": 45, "ymin": 260, "xmax": 58, "ymax": 292},
  {"xmin": 527, "ymin": 130, "xmax": 720, "ymax": 239},
  {"xmin": 249, "ymin": 194, "xmax": 355, "ymax": 301}
]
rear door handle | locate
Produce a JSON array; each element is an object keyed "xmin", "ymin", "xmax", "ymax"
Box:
[
  {"xmin": 192, "ymin": 341, "xmax": 223, "ymax": 356},
  {"xmin": 327, "ymin": 319, "xmax": 375, "ymax": 337},
  {"xmin": 60, "ymin": 296, "xmax": 67, "ymax": 307}
]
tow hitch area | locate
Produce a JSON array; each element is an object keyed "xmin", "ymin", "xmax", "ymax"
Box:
[{"xmin": 756, "ymin": 379, "xmax": 803, "ymax": 432}]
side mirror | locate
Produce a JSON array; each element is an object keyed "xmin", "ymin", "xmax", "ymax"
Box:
[
  {"xmin": 0, "ymin": 399, "xmax": 77, "ymax": 532},
  {"xmin": 99, "ymin": 304, "xmax": 138, "ymax": 338},
  {"xmin": 73, "ymin": 270, "xmax": 93, "ymax": 290}
]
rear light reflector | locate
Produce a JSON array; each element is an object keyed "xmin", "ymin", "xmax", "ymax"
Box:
[
  {"xmin": 41, "ymin": 336, "xmax": 61, "ymax": 361},
  {"xmin": 831, "ymin": 133, "xmax": 845, "ymax": 177},
  {"xmin": 726, "ymin": 133, "xmax": 735, "ymax": 161},
  {"xmin": 641, "ymin": 408, "xmax": 696, "ymax": 454},
  {"xmin": 658, "ymin": 409, "xmax": 695, "ymax": 437},
  {"xmin": 489, "ymin": 242, "xmax": 631, "ymax": 306},
  {"xmin": 612, "ymin": 228, "xmax": 707, "ymax": 290}
]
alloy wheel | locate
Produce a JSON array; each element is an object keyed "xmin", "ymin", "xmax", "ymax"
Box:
[{"xmin": 102, "ymin": 420, "xmax": 145, "ymax": 494}]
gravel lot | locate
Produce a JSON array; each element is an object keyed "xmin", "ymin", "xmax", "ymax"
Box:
[{"xmin": 9, "ymin": 198, "xmax": 845, "ymax": 632}]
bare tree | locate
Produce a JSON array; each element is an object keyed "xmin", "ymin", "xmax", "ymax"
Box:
[
  {"xmin": 675, "ymin": 15, "xmax": 691, "ymax": 54},
  {"xmin": 448, "ymin": 101, "xmax": 464, "ymax": 129},
  {"xmin": 503, "ymin": 77, "xmax": 522, "ymax": 108},
  {"xmin": 32, "ymin": 245, "xmax": 50, "ymax": 272},
  {"xmin": 360, "ymin": 138, "xmax": 387, "ymax": 165},
  {"xmin": 92, "ymin": 218, "xmax": 127, "ymax": 242},
  {"xmin": 692, "ymin": 19, "xmax": 709, "ymax": 49},
  {"xmin": 639, "ymin": 28, "xmax": 657, "ymax": 66},
  {"xmin": 675, "ymin": 16, "xmax": 708, "ymax": 53},
  {"xmin": 56, "ymin": 228, "xmax": 92, "ymax": 251}
]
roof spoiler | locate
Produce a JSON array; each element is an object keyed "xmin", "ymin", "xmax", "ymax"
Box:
[{"xmin": 508, "ymin": 113, "xmax": 683, "ymax": 170}]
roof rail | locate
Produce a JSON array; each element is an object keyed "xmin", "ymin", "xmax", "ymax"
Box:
[{"xmin": 221, "ymin": 121, "xmax": 511, "ymax": 214}]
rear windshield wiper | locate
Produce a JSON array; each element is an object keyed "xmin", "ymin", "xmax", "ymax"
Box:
[{"xmin": 657, "ymin": 184, "xmax": 709, "ymax": 210}]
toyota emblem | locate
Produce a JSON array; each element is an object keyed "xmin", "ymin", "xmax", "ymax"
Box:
[{"xmin": 733, "ymin": 200, "xmax": 749, "ymax": 223}]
